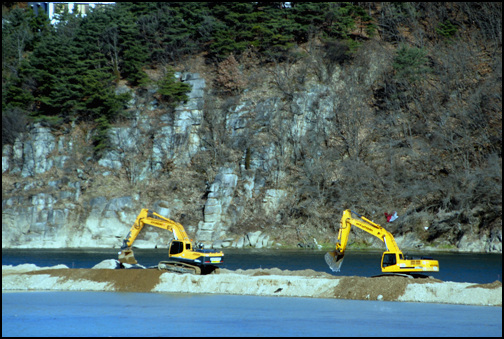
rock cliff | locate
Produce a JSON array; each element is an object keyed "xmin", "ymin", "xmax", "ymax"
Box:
[{"xmin": 2, "ymin": 68, "xmax": 501, "ymax": 253}]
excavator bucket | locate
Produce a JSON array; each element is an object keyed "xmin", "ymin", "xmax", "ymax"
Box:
[
  {"xmin": 325, "ymin": 251, "xmax": 345, "ymax": 272},
  {"xmin": 118, "ymin": 249, "xmax": 138, "ymax": 265}
]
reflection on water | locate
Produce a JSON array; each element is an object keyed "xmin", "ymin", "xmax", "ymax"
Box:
[
  {"xmin": 2, "ymin": 292, "xmax": 502, "ymax": 337},
  {"xmin": 2, "ymin": 248, "xmax": 502, "ymax": 283}
]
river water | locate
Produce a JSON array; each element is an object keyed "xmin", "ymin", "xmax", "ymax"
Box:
[
  {"xmin": 2, "ymin": 291, "xmax": 501, "ymax": 337},
  {"xmin": 2, "ymin": 248, "xmax": 502, "ymax": 337},
  {"xmin": 2, "ymin": 248, "xmax": 502, "ymax": 283}
]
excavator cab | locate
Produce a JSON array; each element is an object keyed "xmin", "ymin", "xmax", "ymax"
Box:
[
  {"xmin": 381, "ymin": 252, "xmax": 399, "ymax": 268},
  {"xmin": 169, "ymin": 240, "xmax": 186, "ymax": 255},
  {"xmin": 381, "ymin": 251, "xmax": 440, "ymax": 273},
  {"xmin": 163, "ymin": 239, "xmax": 223, "ymax": 274}
]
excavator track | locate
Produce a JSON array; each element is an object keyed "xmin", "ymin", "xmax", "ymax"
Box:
[
  {"xmin": 158, "ymin": 261, "xmax": 202, "ymax": 275},
  {"xmin": 372, "ymin": 273, "xmax": 434, "ymax": 279}
]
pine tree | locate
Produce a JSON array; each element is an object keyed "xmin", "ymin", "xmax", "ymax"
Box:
[
  {"xmin": 393, "ymin": 45, "xmax": 431, "ymax": 82},
  {"xmin": 157, "ymin": 67, "xmax": 191, "ymax": 106}
]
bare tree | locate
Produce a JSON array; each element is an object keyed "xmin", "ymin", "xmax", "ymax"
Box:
[
  {"xmin": 215, "ymin": 54, "xmax": 248, "ymax": 95},
  {"xmin": 102, "ymin": 25, "xmax": 121, "ymax": 79}
]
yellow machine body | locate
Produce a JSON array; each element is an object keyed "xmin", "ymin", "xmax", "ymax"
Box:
[
  {"xmin": 119, "ymin": 209, "xmax": 223, "ymax": 274},
  {"xmin": 325, "ymin": 210, "xmax": 439, "ymax": 274}
]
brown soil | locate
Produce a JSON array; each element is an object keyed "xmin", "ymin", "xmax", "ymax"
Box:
[
  {"xmin": 26, "ymin": 268, "xmax": 164, "ymax": 292},
  {"xmin": 332, "ymin": 276, "xmax": 427, "ymax": 301},
  {"xmin": 466, "ymin": 280, "xmax": 503, "ymax": 290},
  {"xmin": 336, "ymin": 274, "xmax": 445, "ymax": 301}
]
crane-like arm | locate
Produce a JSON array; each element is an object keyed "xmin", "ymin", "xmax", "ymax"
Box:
[
  {"xmin": 336, "ymin": 209, "xmax": 401, "ymax": 255},
  {"xmin": 121, "ymin": 208, "xmax": 190, "ymax": 249},
  {"xmin": 326, "ymin": 209, "xmax": 402, "ymax": 272},
  {"xmin": 326, "ymin": 210, "xmax": 440, "ymax": 274}
]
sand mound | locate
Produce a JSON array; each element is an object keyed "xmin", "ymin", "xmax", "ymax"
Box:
[
  {"xmin": 224, "ymin": 267, "xmax": 335, "ymax": 278},
  {"xmin": 2, "ymin": 263, "xmax": 501, "ymax": 306},
  {"xmin": 2, "ymin": 263, "xmax": 69, "ymax": 273}
]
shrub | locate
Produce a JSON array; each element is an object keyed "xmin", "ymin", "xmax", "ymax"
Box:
[
  {"xmin": 392, "ymin": 45, "xmax": 430, "ymax": 82},
  {"xmin": 157, "ymin": 67, "xmax": 192, "ymax": 106},
  {"xmin": 436, "ymin": 20, "xmax": 458, "ymax": 38},
  {"xmin": 216, "ymin": 54, "xmax": 248, "ymax": 95}
]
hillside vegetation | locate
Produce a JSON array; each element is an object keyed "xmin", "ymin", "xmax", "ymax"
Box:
[{"xmin": 2, "ymin": 2, "xmax": 502, "ymax": 250}]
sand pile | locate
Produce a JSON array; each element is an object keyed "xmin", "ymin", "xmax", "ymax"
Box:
[{"xmin": 2, "ymin": 262, "xmax": 501, "ymax": 306}]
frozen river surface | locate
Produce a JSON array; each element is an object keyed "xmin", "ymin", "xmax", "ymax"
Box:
[{"xmin": 2, "ymin": 291, "xmax": 502, "ymax": 337}]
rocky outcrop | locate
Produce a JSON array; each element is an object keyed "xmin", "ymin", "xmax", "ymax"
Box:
[
  {"xmin": 197, "ymin": 168, "xmax": 238, "ymax": 243},
  {"xmin": 1, "ymin": 72, "xmax": 501, "ymax": 253},
  {"xmin": 1, "ymin": 72, "xmax": 284, "ymax": 249}
]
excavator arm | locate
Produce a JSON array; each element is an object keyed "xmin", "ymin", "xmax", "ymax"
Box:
[
  {"xmin": 326, "ymin": 209, "xmax": 392, "ymax": 272},
  {"xmin": 335, "ymin": 209, "xmax": 401, "ymax": 254},
  {"xmin": 325, "ymin": 209, "xmax": 439, "ymax": 274},
  {"xmin": 121, "ymin": 208, "xmax": 190, "ymax": 249}
]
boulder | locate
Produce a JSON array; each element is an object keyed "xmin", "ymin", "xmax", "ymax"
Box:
[
  {"xmin": 92, "ymin": 259, "xmax": 122, "ymax": 269},
  {"xmin": 221, "ymin": 238, "xmax": 234, "ymax": 248},
  {"xmin": 247, "ymin": 231, "xmax": 262, "ymax": 247},
  {"xmin": 262, "ymin": 235, "xmax": 271, "ymax": 248},
  {"xmin": 212, "ymin": 240, "xmax": 223, "ymax": 249},
  {"xmin": 235, "ymin": 236, "xmax": 245, "ymax": 249}
]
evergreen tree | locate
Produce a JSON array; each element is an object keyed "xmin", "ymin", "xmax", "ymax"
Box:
[
  {"xmin": 28, "ymin": 27, "xmax": 83, "ymax": 122},
  {"xmin": 393, "ymin": 45, "xmax": 431, "ymax": 82},
  {"xmin": 157, "ymin": 67, "xmax": 192, "ymax": 107},
  {"xmin": 113, "ymin": 7, "xmax": 149, "ymax": 85}
]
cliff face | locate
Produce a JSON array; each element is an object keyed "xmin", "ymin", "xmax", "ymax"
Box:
[{"xmin": 2, "ymin": 59, "xmax": 502, "ymax": 252}]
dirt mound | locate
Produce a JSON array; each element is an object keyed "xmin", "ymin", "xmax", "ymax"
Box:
[
  {"xmin": 332, "ymin": 275, "xmax": 440, "ymax": 301},
  {"xmin": 223, "ymin": 268, "xmax": 335, "ymax": 278},
  {"xmin": 26, "ymin": 268, "xmax": 164, "ymax": 293},
  {"xmin": 466, "ymin": 280, "xmax": 502, "ymax": 290}
]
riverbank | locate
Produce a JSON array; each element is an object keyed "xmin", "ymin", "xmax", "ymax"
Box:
[{"xmin": 2, "ymin": 263, "xmax": 501, "ymax": 306}]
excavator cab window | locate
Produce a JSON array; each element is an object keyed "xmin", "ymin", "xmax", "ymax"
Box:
[
  {"xmin": 382, "ymin": 253, "xmax": 396, "ymax": 267},
  {"xmin": 169, "ymin": 241, "xmax": 184, "ymax": 255},
  {"xmin": 186, "ymin": 243, "xmax": 191, "ymax": 250}
]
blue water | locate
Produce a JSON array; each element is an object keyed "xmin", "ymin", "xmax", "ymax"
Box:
[
  {"xmin": 2, "ymin": 248, "xmax": 502, "ymax": 283},
  {"xmin": 2, "ymin": 292, "xmax": 502, "ymax": 337}
]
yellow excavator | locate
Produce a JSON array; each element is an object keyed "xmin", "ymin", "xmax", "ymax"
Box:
[
  {"xmin": 325, "ymin": 209, "xmax": 439, "ymax": 274},
  {"xmin": 119, "ymin": 208, "xmax": 224, "ymax": 275}
]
